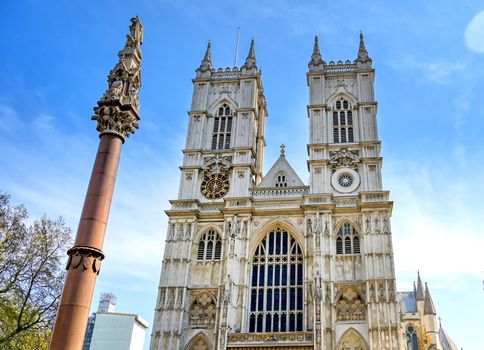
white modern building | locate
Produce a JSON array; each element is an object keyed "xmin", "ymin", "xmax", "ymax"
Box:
[{"xmin": 83, "ymin": 293, "xmax": 148, "ymax": 350}]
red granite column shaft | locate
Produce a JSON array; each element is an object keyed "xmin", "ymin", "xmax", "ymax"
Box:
[{"xmin": 50, "ymin": 133, "xmax": 122, "ymax": 350}]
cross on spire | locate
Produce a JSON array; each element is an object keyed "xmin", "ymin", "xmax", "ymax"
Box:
[{"xmin": 280, "ymin": 144, "xmax": 285, "ymax": 156}]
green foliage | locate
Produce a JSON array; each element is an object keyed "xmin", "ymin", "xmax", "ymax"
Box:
[{"xmin": 0, "ymin": 193, "xmax": 72, "ymax": 349}]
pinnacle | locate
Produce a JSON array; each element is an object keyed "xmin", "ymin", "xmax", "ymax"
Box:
[
  {"xmin": 424, "ymin": 282, "xmax": 437, "ymax": 315},
  {"xmin": 199, "ymin": 41, "xmax": 212, "ymax": 72},
  {"xmin": 242, "ymin": 38, "xmax": 257, "ymax": 70},
  {"xmin": 416, "ymin": 271, "xmax": 424, "ymax": 301},
  {"xmin": 308, "ymin": 34, "xmax": 324, "ymax": 70},
  {"xmin": 356, "ymin": 31, "xmax": 372, "ymax": 64}
]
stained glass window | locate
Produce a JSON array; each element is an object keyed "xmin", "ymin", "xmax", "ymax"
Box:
[
  {"xmin": 406, "ymin": 326, "xmax": 419, "ymax": 350},
  {"xmin": 249, "ymin": 227, "xmax": 304, "ymax": 333},
  {"xmin": 336, "ymin": 222, "xmax": 361, "ymax": 255}
]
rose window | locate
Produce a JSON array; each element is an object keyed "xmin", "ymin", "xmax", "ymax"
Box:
[{"xmin": 338, "ymin": 174, "xmax": 353, "ymax": 187}]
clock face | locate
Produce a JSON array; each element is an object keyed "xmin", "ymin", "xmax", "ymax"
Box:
[{"xmin": 201, "ymin": 174, "xmax": 230, "ymax": 199}]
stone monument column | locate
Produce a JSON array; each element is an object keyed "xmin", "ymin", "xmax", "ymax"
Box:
[{"xmin": 50, "ymin": 17, "xmax": 143, "ymax": 350}]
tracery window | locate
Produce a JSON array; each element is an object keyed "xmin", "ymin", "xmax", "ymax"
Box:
[
  {"xmin": 275, "ymin": 172, "xmax": 287, "ymax": 188},
  {"xmin": 406, "ymin": 326, "xmax": 419, "ymax": 350},
  {"xmin": 188, "ymin": 292, "xmax": 217, "ymax": 327},
  {"xmin": 336, "ymin": 223, "xmax": 361, "ymax": 255},
  {"xmin": 333, "ymin": 98, "xmax": 354, "ymax": 144},
  {"xmin": 249, "ymin": 228, "xmax": 304, "ymax": 333},
  {"xmin": 211, "ymin": 104, "xmax": 233, "ymax": 150},
  {"xmin": 197, "ymin": 230, "xmax": 222, "ymax": 262}
]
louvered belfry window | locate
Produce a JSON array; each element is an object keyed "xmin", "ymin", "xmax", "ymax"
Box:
[
  {"xmin": 211, "ymin": 104, "xmax": 233, "ymax": 150},
  {"xmin": 336, "ymin": 222, "xmax": 361, "ymax": 255},
  {"xmin": 332, "ymin": 98, "xmax": 354, "ymax": 144},
  {"xmin": 197, "ymin": 230, "xmax": 222, "ymax": 261},
  {"xmin": 249, "ymin": 228, "xmax": 304, "ymax": 333}
]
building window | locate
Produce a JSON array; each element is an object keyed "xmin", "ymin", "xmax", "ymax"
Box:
[
  {"xmin": 275, "ymin": 172, "xmax": 287, "ymax": 188},
  {"xmin": 211, "ymin": 104, "xmax": 233, "ymax": 150},
  {"xmin": 332, "ymin": 98, "xmax": 354, "ymax": 144},
  {"xmin": 406, "ymin": 326, "xmax": 419, "ymax": 350},
  {"xmin": 249, "ymin": 227, "xmax": 303, "ymax": 333},
  {"xmin": 336, "ymin": 222, "xmax": 361, "ymax": 255},
  {"xmin": 197, "ymin": 230, "xmax": 222, "ymax": 262}
]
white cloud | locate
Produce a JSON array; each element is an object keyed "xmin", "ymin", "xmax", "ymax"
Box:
[
  {"xmin": 387, "ymin": 57, "xmax": 466, "ymax": 84},
  {"xmin": 385, "ymin": 157, "xmax": 484, "ymax": 282},
  {"xmin": 465, "ymin": 11, "xmax": 484, "ymax": 53},
  {"xmin": 0, "ymin": 104, "xmax": 23, "ymax": 132}
]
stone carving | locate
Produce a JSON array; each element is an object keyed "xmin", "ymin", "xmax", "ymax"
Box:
[
  {"xmin": 378, "ymin": 283, "xmax": 386, "ymax": 302},
  {"xmin": 92, "ymin": 105, "xmax": 139, "ymax": 141},
  {"xmin": 65, "ymin": 246, "xmax": 104, "ymax": 275},
  {"xmin": 93, "ymin": 17, "xmax": 143, "ymax": 141},
  {"xmin": 314, "ymin": 272, "xmax": 322, "ymax": 301},
  {"xmin": 166, "ymin": 289, "xmax": 175, "ymax": 310},
  {"xmin": 189, "ymin": 291, "xmax": 217, "ymax": 326},
  {"xmin": 335, "ymin": 286, "xmax": 366, "ymax": 321},
  {"xmin": 329, "ymin": 148, "xmax": 360, "ymax": 170},
  {"xmin": 202, "ymin": 154, "xmax": 231, "ymax": 175},
  {"xmin": 175, "ymin": 289, "xmax": 183, "ymax": 309},
  {"xmin": 338, "ymin": 329, "xmax": 366, "ymax": 350}
]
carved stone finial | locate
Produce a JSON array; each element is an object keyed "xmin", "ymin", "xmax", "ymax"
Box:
[
  {"xmin": 309, "ymin": 34, "xmax": 324, "ymax": 71},
  {"xmin": 356, "ymin": 31, "xmax": 372, "ymax": 66},
  {"xmin": 92, "ymin": 17, "xmax": 143, "ymax": 141},
  {"xmin": 199, "ymin": 41, "xmax": 212, "ymax": 72},
  {"xmin": 242, "ymin": 38, "xmax": 257, "ymax": 70},
  {"xmin": 280, "ymin": 143, "xmax": 285, "ymax": 157}
]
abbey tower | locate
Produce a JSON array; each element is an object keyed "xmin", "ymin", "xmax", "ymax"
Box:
[{"xmin": 150, "ymin": 35, "xmax": 451, "ymax": 350}]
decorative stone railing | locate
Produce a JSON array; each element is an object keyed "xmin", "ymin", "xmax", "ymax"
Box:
[
  {"xmin": 252, "ymin": 187, "xmax": 308, "ymax": 199},
  {"xmin": 360, "ymin": 191, "xmax": 390, "ymax": 203}
]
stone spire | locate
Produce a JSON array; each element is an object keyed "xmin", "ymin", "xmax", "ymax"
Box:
[
  {"xmin": 92, "ymin": 17, "xmax": 143, "ymax": 142},
  {"xmin": 308, "ymin": 34, "xmax": 324, "ymax": 71},
  {"xmin": 356, "ymin": 31, "xmax": 372, "ymax": 65},
  {"xmin": 242, "ymin": 38, "xmax": 257, "ymax": 70},
  {"xmin": 416, "ymin": 271, "xmax": 425, "ymax": 301},
  {"xmin": 424, "ymin": 282, "xmax": 437, "ymax": 315},
  {"xmin": 199, "ymin": 41, "xmax": 212, "ymax": 72}
]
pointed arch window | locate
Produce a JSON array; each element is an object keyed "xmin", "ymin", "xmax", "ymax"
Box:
[
  {"xmin": 249, "ymin": 227, "xmax": 304, "ymax": 333},
  {"xmin": 336, "ymin": 223, "xmax": 361, "ymax": 255},
  {"xmin": 211, "ymin": 104, "xmax": 233, "ymax": 150},
  {"xmin": 275, "ymin": 172, "xmax": 288, "ymax": 188},
  {"xmin": 333, "ymin": 98, "xmax": 355, "ymax": 144},
  {"xmin": 406, "ymin": 326, "xmax": 419, "ymax": 350},
  {"xmin": 197, "ymin": 230, "xmax": 222, "ymax": 262}
]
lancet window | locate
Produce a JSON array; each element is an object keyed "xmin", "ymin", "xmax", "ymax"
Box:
[
  {"xmin": 275, "ymin": 172, "xmax": 288, "ymax": 187},
  {"xmin": 406, "ymin": 326, "xmax": 419, "ymax": 350},
  {"xmin": 249, "ymin": 227, "xmax": 304, "ymax": 333},
  {"xmin": 197, "ymin": 230, "xmax": 222, "ymax": 262},
  {"xmin": 336, "ymin": 222, "xmax": 361, "ymax": 255},
  {"xmin": 211, "ymin": 104, "xmax": 233, "ymax": 150},
  {"xmin": 332, "ymin": 98, "xmax": 355, "ymax": 144}
]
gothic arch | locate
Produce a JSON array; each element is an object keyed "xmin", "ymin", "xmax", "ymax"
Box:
[
  {"xmin": 334, "ymin": 285, "xmax": 366, "ymax": 321},
  {"xmin": 193, "ymin": 224, "xmax": 224, "ymax": 243},
  {"xmin": 327, "ymin": 91, "xmax": 358, "ymax": 108},
  {"xmin": 193, "ymin": 226, "xmax": 223, "ymax": 262},
  {"xmin": 185, "ymin": 332, "xmax": 212, "ymax": 350},
  {"xmin": 333, "ymin": 218, "xmax": 361, "ymax": 236},
  {"xmin": 248, "ymin": 217, "xmax": 304, "ymax": 257},
  {"xmin": 207, "ymin": 97, "xmax": 238, "ymax": 115},
  {"xmin": 188, "ymin": 291, "xmax": 217, "ymax": 327},
  {"xmin": 247, "ymin": 225, "xmax": 305, "ymax": 333},
  {"xmin": 336, "ymin": 328, "xmax": 369, "ymax": 350}
]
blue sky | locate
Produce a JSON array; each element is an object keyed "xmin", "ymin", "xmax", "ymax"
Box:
[{"xmin": 1, "ymin": 0, "xmax": 483, "ymax": 348}]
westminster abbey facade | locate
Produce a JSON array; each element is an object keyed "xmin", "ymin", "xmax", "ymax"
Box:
[{"xmin": 150, "ymin": 35, "xmax": 458, "ymax": 350}]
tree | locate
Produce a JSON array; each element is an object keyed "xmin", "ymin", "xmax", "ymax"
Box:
[{"xmin": 0, "ymin": 192, "xmax": 72, "ymax": 349}]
